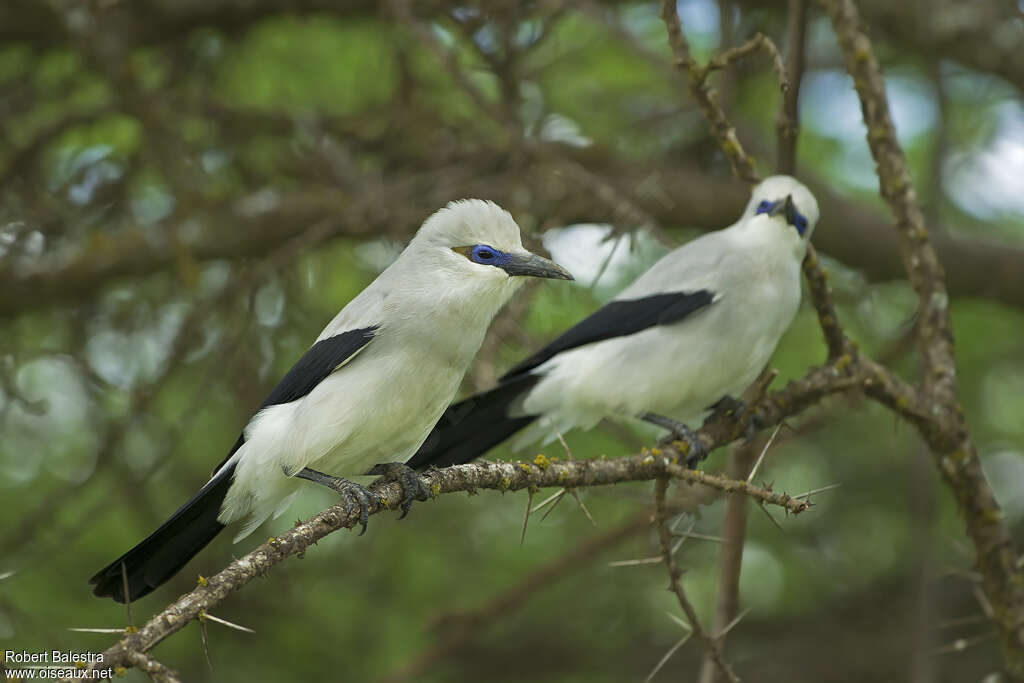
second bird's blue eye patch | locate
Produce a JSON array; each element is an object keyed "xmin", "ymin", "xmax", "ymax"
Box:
[{"xmin": 755, "ymin": 197, "xmax": 809, "ymax": 236}]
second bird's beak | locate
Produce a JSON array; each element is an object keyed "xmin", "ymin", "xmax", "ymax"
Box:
[
  {"xmin": 500, "ymin": 252, "xmax": 574, "ymax": 280},
  {"xmin": 769, "ymin": 194, "xmax": 797, "ymax": 225}
]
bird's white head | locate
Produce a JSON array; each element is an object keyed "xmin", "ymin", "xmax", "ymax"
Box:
[
  {"xmin": 742, "ymin": 175, "xmax": 820, "ymax": 251},
  {"xmin": 409, "ymin": 199, "xmax": 573, "ymax": 290}
]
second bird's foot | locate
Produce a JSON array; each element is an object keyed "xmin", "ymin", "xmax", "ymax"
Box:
[
  {"xmin": 641, "ymin": 413, "xmax": 708, "ymax": 469},
  {"xmin": 708, "ymin": 395, "xmax": 757, "ymax": 440},
  {"xmin": 367, "ymin": 462, "xmax": 430, "ymax": 519},
  {"xmin": 294, "ymin": 467, "xmax": 381, "ymax": 535},
  {"xmin": 710, "ymin": 395, "xmax": 747, "ymax": 420}
]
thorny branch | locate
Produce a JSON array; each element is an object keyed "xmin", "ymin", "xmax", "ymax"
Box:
[
  {"xmin": 70, "ymin": 378, "xmax": 831, "ymax": 680},
  {"xmin": 657, "ymin": 0, "xmax": 1024, "ymax": 678},
  {"xmin": 821, "ymin": 0, "xmax": 1024, "ymax": 677},
  {"xmin": 654, "ymin": 477, "xmax": 740, "ymax": 683}
]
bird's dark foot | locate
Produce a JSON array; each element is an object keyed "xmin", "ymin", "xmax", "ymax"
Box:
[
  {"xmin": 366, "ymin": 462, "xmax": 430, "ymax": 519},
  {"xmin": 707, "ymin": 395, "xmax": 765, "ymax": 441},
  {"xmin": 641, "ymin": 413, "xmax": 708, "ymax": 469},
  {"xmin": 709, "ymin": 395, "xmax": 747, "ymax": 420},
  {"xmin": 294, "ymin": 467, "xmax": 381, "ymax": 535}
]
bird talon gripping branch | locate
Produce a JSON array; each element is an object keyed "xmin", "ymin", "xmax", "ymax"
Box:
[{"xmin": 368, "ymin": 462, "xmax": 430, "ymax": 519}]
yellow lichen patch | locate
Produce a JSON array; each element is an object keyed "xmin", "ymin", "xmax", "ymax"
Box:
[
  {"xmin": 498, "ymin": 476, "xmax": 512, "ymax": 492},
  {"xmin": 556, "ymin": 469, "xmax": 568, "ymax": 484},
  {"xmin": 650, "ymin": 447, "xmax": 662, "ymax": 456},
  {"xmin": 642, "ymin": 453, "xmax": 655, "ymax": 465},
  {"xmin": 834, "ymin": 354, "xmax": 853, "ymax": 372},
  {"xmin": 197, "ymin": 575, "xmax": 208, "ymax": 587},
  {"xmin": 431, "ymin": 482, "xmax": 441, "ymax": 498},
  {"xmin": 950, "ymin": 449, "xmax": 970, "ymax": 463},
  {"xmin": 115, "ymin": 666, "xmax": 128, "ymax": 677},
  {"xmin": 533, "ymin": 454, "xmax": 551, "ymax": 470},
  {"xmin": 519, "ymin": 463, "xmax": 532, "ymax": 473},
  {"xmin": 983, "ymin": 506, "xmax": 1004, "ymax": 522},
  {"xmin": 123, "ymin": 626, "xmax": 138, "ymax": 635}
]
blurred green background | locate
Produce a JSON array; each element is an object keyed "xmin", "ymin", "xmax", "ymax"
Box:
[{"xmin": 2, "ymin": 1, "xmax": 1023, "ymax": 681}]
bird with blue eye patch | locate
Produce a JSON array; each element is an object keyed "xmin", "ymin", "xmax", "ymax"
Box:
[
  {"xmin": 754, "ymin": 195, "xmax": 809, "ymax": 235},
  {"xmin": 452, "ymin": 244, "xmax": 568, "ymax": 278}
]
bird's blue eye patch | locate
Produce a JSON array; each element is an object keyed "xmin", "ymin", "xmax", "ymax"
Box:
[
  {"xmin": 792, "ymin": 213, "xmax": 808, "ymax": 235},
  {"xmin": 471, "ymin": 244, "xmax": 500, "ymax": 263},
  {"xmin": 453, "ymin": 244, "xmax": 508, "ymax": 265},
  {"xmin": 754, "ymin": 198, "xmax": 809, "ymax": 235}
]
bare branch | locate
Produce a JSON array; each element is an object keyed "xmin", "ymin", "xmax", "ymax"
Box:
[
  {"xmin": 659, "ymin": 0, "xmax": 762, "ymax": 183},
  {"xmin": 822, "ymin": 0, "xmax": 1024, "ymax": 677},
  {"xmin": 654, "ymin": 477, "xmax": 740, "ymax": 683}
]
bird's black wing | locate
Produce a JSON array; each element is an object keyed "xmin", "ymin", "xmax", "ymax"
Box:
[
  {"xmin": 502, "ymin": 291, "xmax": 714, "ymax": 379},
  {"xmin": 90, "ymin": 325, "xmax": 380, "ymax": 603},
  {"xmin": 211, "ymin": 325, "xmax": 379, "ymax": 476},
  {"xmin": 257, "ymin": 325, "xmax": 380, "ymax": 409}
]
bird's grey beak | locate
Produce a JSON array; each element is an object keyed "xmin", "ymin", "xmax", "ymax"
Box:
[
  {"xmin": 500, "ymin": 252, "xmax": 574, "ymax": 280},
  {"xmin": 769, "ymin": 194, "xmax": 797, "ymax": 225}
]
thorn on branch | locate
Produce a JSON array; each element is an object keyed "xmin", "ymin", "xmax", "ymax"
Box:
[{"xmin": 653, "ymin": 477, "xmax": 741, "ymax": 682}]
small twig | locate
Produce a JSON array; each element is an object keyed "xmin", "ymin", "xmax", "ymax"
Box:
[
  {"xmin": 929, "ymin": 632, "xmax": 997, "ymax": 656},
  {"xmin": 520, "ymin": 488, "xmax": 535, "ymax": 546},
  {"xmin": 747, "ymin": 424, "xmax": 782, "ymax": 483},
  {"xmin": 718, "ymin": 607, "xmax": 753, "ymax": 638},
  {"xmin": 197, "ymin": 613, "xmax": 213, "ymax": 671},
  {"xmin": 756, "ymin": 501, "xmax": 786, "ymax": 535},
  {"xmin": 776, "ymin": 0, "xmax": 808, "ymax": 175},
  {"xmin": 201, "ymin": 613, "xmax": 255, "ymax": 634},
  {"xmin": 645, "ymin": 627, "xmax": 693, "ymax": 682},
  {"xmin": 700, "ymin": 33, "xmax": 787, "ymax": 89},
  {"xmin": 654, "ymin": 477, "xmax": 740, "ymax": 683},
  {"xmin": 792, "ymin": 483, "xmax": 843, "ymax": 500},
  {"xmin": 658, "ymin": 0, "xmax": 761, "ymax": 183}
]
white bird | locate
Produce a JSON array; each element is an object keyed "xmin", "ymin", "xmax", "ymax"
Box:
[
  {"xmin": 90, "ymin": 200, "xmax": 572, "ymax": 603},
  {"xmin": 409, "ymin": 175, "xmax": 819, "ymax": 470}
]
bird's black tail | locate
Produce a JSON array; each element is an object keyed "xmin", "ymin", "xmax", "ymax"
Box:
[
  {"xmin": 407, "ymin": 375, "xmax": 540, "ymax": 470},
  {"xmin": 89, "ymin": 463, "xmax": 235, "ymax": 603}
]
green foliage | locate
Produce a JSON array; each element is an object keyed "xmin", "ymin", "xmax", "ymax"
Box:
[{"xmin": 0, "ymin": 4, "xmax": 1019, "ymax": 682}]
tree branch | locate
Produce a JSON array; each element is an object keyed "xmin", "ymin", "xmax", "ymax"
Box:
[
  {"xmin": 822, "ymin": 0, "xmax": 1024, "ymax": 678},
  {"xmin": 71, "ymin": 388, "xmax": 834, "ymax": 680},
  {"xmin": 654, "ymin": 477, "xmax": 740, "ymax": 683}
]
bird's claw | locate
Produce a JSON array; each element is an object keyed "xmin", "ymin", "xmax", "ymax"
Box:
[
  {"xmin": 709, "ymin": 395, "xmax": 761, "ymax": 441},
  {"xmin": 675, "ymin": 427, "xmax": 708, "ymax": 469},
  {"xmin": 292, "ymin": 467, "xmax": 381, "ymax": 535},
  {"xmin": 329, "ymin": 479, "xmax": 381, "ymax": 535},
  {"xmin": 368, "ymin": 462, "xmax": 430, "ymax": 519},
  {"xmin": 641, "ymin": 412, "xmax": 708, "ymax": 469}
]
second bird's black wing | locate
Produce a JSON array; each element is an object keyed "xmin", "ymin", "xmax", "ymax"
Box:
[
  {"xmin": 409, "ymin": 291, "xmax": 714, "ymax": 470},
  {"xmin": 502, "ymin": 290, "xmax": 715, "ymax": 380}
]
